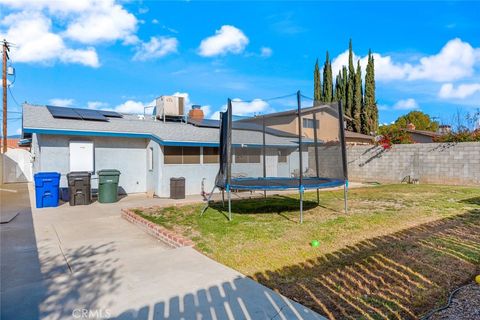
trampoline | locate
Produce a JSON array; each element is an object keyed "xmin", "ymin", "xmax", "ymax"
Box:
[
  {"xmin": 229, "ymin": 177, "xmax": 345, "ymax": 190},
  {"xmin": 201, "ymin": 91, "xmax": 349, "ymax": 223}
]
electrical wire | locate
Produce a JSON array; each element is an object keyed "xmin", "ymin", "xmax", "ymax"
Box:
[
  {"xmin": 419, "ymin": 284, "xmax": 470, "ymax": 320},
  {"xmin": 300, "ymin": 94, "xmax": 315, "ymax": 101},
  {"xmin": 230, "ymin": 92, "xmax": 297, "ymax": 103},
  {"xmin": 8, "ymin": 86, "xmax": 21, "ymax": 108}
]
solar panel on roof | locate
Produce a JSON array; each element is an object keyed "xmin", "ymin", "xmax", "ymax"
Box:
[
  {"xmin": 99, "ymin": 110, "xmax": 123, "ymax": 118},
  {"xmin": 74, "ymin": 109, "xmax": 108, "ymax": 121},
  {"xmin": 187, "ymin": 118, "xmax": 220, "ymax": 128},
  {"xmin": 47, "ymin": 105, "xmax": 82, "ymax": 120}
]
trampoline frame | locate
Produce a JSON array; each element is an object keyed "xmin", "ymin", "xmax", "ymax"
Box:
[{"xmin": 201, "ymin": 90, "xmax": 349, "ymax": 223}]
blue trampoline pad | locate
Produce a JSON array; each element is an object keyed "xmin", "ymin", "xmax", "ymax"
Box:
[{"xmin": 229, "ymin": 177, "xmax": 345, "ymax": 191}]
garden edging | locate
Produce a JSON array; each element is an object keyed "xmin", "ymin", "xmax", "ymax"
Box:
[{"xmin": 121, "ymin": 208, "xmax": 194, "ymax": 248}]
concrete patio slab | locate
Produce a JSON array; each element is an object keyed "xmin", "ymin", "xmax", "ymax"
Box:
[{"xmin": 1, "ymin": 183, "xmax": 325, "ymax": 320}]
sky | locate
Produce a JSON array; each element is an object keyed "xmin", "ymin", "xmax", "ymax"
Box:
[{"xmin": 1, "ymin": 0, "xmax": 480, "ymax": 136}]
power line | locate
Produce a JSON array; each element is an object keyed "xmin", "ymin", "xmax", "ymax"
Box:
[
  {"xmin": 8, "ymin": 86, "xmax": 21, "ymax": 108},
  {"xmin": 230, "ymin": 92, "xmax": 297, "ymax": 103}
]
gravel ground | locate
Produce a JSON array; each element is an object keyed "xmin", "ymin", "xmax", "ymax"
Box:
[{"xmin": 429, "ymin": 283, "xmax": 480, "ymax": 320}]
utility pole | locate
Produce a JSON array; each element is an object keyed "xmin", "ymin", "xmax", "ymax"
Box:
[{"xmin": 2, "ymin": 39, "xmax": 9, "ymax": 153}]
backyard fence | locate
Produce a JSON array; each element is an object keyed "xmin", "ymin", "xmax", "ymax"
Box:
[{"xmin": 343, "ymin": 142, "xmax": 480, "ymax": 185}]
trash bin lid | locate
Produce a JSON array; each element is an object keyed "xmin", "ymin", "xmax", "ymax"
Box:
[
  {"xmin": 34, "ymin": 172, "xmax": 61, "ymax": 179},
  {"xmin": 170, "ymin": 177, "xmax": 185, "ymax": 181},
  {"xmin": 67, "ymin": 171, "xmax": 92, "ymax": 178},
  {"xmin": 97, "ymin": 169, "xmax": 121, "ymax": 176}
]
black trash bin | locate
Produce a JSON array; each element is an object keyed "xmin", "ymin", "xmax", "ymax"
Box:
[
  {"xmin": 170, "ymin": 177, "xmax": 185, "ymax": 199},
  {"xmin": 67, "ymin": 171, "xmax": 92, "ymax": 206}
]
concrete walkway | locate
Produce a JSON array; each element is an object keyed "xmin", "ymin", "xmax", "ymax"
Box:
[{"xmin": 0, "ymin": 184, "xmax": 324, "ymax": 320}]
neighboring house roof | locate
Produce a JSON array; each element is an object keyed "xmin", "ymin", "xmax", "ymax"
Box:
[
  {"xmin": 344, "ymin": 131, "xmax": 375, "ymax": 141},
  {"xmin": 22, "ymin": 104, "xmax": 306, "ymax": 147},
  {"xmin": 403, "ymin": 129, "xmax": 440, "ymax": 138}
]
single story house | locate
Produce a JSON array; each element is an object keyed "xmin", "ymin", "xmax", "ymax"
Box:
[
  {"xmin": 403, "ymin": 123, "xmax": 442, "ymax": 143},
  {"xmin": 23, "ymin": 102, "xmax": 313, "ymax": 197},
  {"xmin": 22, "ymin": 100, "xmax": 369, "ymax": 197}
]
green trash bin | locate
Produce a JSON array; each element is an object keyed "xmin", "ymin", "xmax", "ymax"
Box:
[{"xmin": 97, "ymin": 169, "xmax": 121, "ymax": 203}]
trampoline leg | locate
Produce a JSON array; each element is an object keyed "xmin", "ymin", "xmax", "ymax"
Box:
[
  {"xmin": 264, "ymin": 190, "xmax": 267, "ymax": 200},
  {"xmin": 344, "ymin": 181, "xmax": 348, "ymax": 214},
  {"xmin": 316, "ymin": 189, "xmax": 320, "ymax": 204},
  {"xmin": 200, "ymin": 186, "xmax": 216, "ymax": 216},
  {"xmin": 222, "ymin": 190, "xmax": 225, "ymax": 207},
  {"xmin": 299, "ymin": 188, "xmax": 304, "ymax": 224},
  {"xmin": 228, "ymin": 188, "xmax": 232, "ymax": 221}
]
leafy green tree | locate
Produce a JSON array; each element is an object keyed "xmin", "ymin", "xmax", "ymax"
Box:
[
  {"xmin": 314, "ymin": 59, "xmax": 322, "ymax": 104},
  {"xmin": 378, "ymin": 126, "xmax": 414, "ymax": 145},
  {"xmin": 364, "ymin": 50, "xmax": 378, "ymax": 134},
  {"xmin": 322, "ymin": 51, "xmax": 333, "ymax": 102},
  {"xmin": 353, "ymin": 60, "xmax": 363, "ymax": 132},
  {"xmin": 395, "ymin": 111, "xmax": 439, "ymax": 132}
]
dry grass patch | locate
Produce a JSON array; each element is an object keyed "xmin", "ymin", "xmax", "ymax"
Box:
[{"xmin": 135, "ymin": 184, "xmax": 480, "ymax": 319}]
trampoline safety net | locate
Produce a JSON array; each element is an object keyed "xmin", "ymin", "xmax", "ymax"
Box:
[{"xmin": 215, "ymin": 92, "xmax": 348, "ymax": 192}]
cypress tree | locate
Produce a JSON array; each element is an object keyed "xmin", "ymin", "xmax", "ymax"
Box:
[
  {"xmin": 353, "ymin": 60, "xmax": 363, "ymax": 132},
  {"xmin": 322, "ymin": 51, "xmax": 333, "ymax": 102},
  {"xmin": 346, "ymin": 39, "xmax": 355, "ymax": 129},
  {"xmin": 366, "ymin": 51, "xmax": 378, "ymax": 133},
  {"xmin": 314, "ymin": 59, "xmax": 322, "ymax": 104},
  {"xmin": 334, "ymin": 70, "xmax": 342, "ymax": 102}
]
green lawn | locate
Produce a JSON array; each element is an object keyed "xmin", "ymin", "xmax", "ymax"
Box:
[{"xmin": 135, "ymin": 184, "xmax": 480, "ymax": 320}]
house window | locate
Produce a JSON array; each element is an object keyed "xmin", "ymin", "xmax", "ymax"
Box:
[
  {"xmin": 164, "ymin": 146, "xmax": 200, "ymax": 164},
  {"xmin": 147, "ymin": 147, "xmax": 154, "ymax": 171},
  {"xmin": 303, "ymin": 118, "xmax": 319, "ymax": 129},
  {"xmin": 203, "ymin": 147, "xmax": 219, "ymax": 163},
  {"xmin": 278, "ymin": 150, "xmax": 288, "ymax": 163},
  {"xmin": 234, "ymin": 148, "xmax": 261, "ymax": 163}
]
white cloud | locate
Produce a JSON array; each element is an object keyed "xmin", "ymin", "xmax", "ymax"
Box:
[
  {"xmin": 408, "ymin": 38, "xmax": 479, "ymax": 81},
  {"xmin": 16, "ymin": 128, "xmax": 22, "ymax": 135},
  {"xmin": 133, "ymin": 36, "xmax": 178, "ymax": 61},
  {"xmin": 331, "ymin": 38, "xmax": 480, "ymax": 82},
  {"xmin": 198, "ymin": 25, "xmax": 249, "ymax": 57},
  {"xmin": 202, "ymin": 105, "xmax": 211, "ymax": 118},
  {"xmin": 393, "ymin": 98, "xmax": 419, "ymax": 110},
  {"xmin": 438, "ymin": 83, "xmax": 480, "ymax": 99},
  {"xmin": 114, "ymin": 99, "xmax": 154, "ymax": 114},
  {"xmin": 0, "ymin": 11, "xmax": 99, "ymax": 67},
  {"xmin": 230, "ymin": 98, "xmax": 269, "ymax": 116},
  {"xmin": 0, "ymin": 0, "xmax": 142, "ymax": 67},
  {"xmin": 209, "ymin": 98, "xmax": 269, "ymax": 120},
  {"xmin": 152, "ymin": 19, "xmax": 159, "ymax": 24},
  {"xmin": 211, "ymin": 111, "xmax": 221, "ymax": 120},
  {"xmin": 63, "ymin": 3, "xmax": 138, "ymax": 44},
  {"xmin": 48, "ymin": 98, "xmax": 75, "ymax": 107},
  {"xmin": 260, "ymin": 47, "xmax": 273, "ymax": 58},
  {"xmin": 87, "ymin": 101, "xmax": 109, "ymax": 109}
]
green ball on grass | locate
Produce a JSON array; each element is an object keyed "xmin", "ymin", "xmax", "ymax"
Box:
[{"xmin": 310, "ymin": 240, "xmax": 320, "ymax": 248}]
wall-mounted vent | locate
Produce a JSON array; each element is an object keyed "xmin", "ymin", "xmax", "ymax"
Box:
[{"xmin": 156, "ymin": 96, "xmax": 184, "ymax": 121}]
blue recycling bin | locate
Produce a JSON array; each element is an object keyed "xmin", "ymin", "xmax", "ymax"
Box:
[{"xmin": 34, "ymin": 172, "xmax": 61, "ymax": 208}]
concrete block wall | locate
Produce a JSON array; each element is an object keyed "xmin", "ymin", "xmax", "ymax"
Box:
[{"xmin": 346, "ymin": 142, "xmax": 480, "ymax": 185}]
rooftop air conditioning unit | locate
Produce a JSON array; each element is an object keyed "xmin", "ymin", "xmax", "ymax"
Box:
[{"xmin": 156, "ymin": 95, "xmax": 184, "ymax": 121}]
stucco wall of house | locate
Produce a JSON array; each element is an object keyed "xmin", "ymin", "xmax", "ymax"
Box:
[
  {"xmin": 346, "ymin": 142, "xmax": 480, "ymax": 185},
  {"xmin": 34, "ymin": 134, "xmax": 149, "ymax": 193}
]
